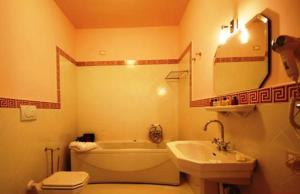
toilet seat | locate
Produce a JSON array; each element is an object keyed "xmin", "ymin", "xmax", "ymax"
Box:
[{"xmin": 42, "ymin": 171, "xmax": 89, "ymax": 191}]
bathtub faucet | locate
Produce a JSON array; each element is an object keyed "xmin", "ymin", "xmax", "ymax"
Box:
[
  {"xmin": 203, "ymin": 120, "xmax": 230, "ymax": 151},
  {"xmin": 149, "ymin": 124, "xmax": 163, "ymax": 144}
]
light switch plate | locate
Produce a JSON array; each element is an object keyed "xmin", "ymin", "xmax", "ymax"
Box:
[{"xmin": 20, "ymin": 105, "xmax": 37, "ymax": 121}]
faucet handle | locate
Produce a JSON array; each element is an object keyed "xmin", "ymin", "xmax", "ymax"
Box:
[
  {"xmin": 212, "ymin": 138, "xmax": 223, "ymax": 151},
  {"xmin": 212, "ymin": 138, "xmax": 219, "ymax": 144},
  {"xmin": 222, "ymin": 141, "xmax": 231, "ymax": 151},
  {"xmin": 225, "ymin": 141, "xmax": 231, "ymax": 145}
]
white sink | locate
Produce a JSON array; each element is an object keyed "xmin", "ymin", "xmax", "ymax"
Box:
[{"xmin": 167, "ymin": 141, "xmax": 256, "ymax": 183}]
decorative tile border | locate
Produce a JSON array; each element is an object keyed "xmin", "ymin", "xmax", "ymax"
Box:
[
  {"xmin": 287, "ymin": 84, "xmax": 300, "ymax": 100},
  {"xmin": 77, "ymin": 60, "xmax": 125, "ymax": 66},
  {"xmin": 137, "ymin": 59, "xmax": 178, "ymax": 65},
  {"xmin": 214, "ymin": 56, "xmax": 265, "ymax": 63},
  {"xmin": 1, "ymin": 44, "xmax": 298, "ymax": 109},
  {"xmin": 0, "ymin": 98, "xmax": 60, "ymax": 109},
  {"xmin": 0, "ymin": 47, "xmax": 74, "ymax": 109},
  {"xmin": 258, "ymin": 88, "xmax": 272, "ymax": 103},
  {"xmin": 77, "ymin": 59, "xmax": 178, "ymax": 66},
  {"xmin": 178, "ymin": 43, "xmax": 194, "ymax": 103},
  {"xmin": 178, "ymin": 43, "xmax": 192, "ymax": 62},
  {"xmin": 189, "ymin": 83, "xmax": 300, "ymax": 107},
  {"xmin": 0, "ymin": 47, "xmax": 178, "ymax": 109},
  {"xmin": 58, "ymin": 47, "xmax": 77, "ymax": 65}
]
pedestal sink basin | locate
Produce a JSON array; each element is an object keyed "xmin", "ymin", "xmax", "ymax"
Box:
[{"xmin": 167, "ymin": 141, "xmax": 256, "ymax": 184}]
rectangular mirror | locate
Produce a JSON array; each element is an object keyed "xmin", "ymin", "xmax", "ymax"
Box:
[{"xmin": 214, "ymin": 14, "xmax": 271, "ymax": 95}]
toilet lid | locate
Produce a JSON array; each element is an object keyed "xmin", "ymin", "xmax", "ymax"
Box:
[{"xmin": 42, "ymin": 171, "xmax": 89, "ymax": 190}]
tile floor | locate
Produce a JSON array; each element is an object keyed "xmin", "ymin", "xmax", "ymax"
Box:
[{"xmin": 82, "ymin": 182, "xmax": 194, "ymax": 194}]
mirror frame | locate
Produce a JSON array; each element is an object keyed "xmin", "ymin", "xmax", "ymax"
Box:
[
  {"xmin": 214, "ymin": 14, "xmax": 272, "ymax": 94},
  {"xmin": 248, "ymin": 14, "xmax": 272, "ymax": 88}
]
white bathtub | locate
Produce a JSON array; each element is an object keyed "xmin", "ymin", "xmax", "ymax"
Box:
[{"xmin": 71, "ymin": 141, "xmax": 180, "ymax": 185}]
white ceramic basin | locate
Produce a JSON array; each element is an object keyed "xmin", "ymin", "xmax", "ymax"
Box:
[{"xmin": 167, "ymin": 141, "xmax": 256, "ymax": 182}]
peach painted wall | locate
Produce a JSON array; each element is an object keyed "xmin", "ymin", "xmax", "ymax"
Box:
[
  {"xmin": 178, "ymin": 47, "xmax": 217, "ymax": 141},
  {"xmin": 75, "ymin": 26, "xmax": 180, "ymax": 141},
  {"xmin": 0, "ymin": 56, "xmax": 77, "ymax": 194},
  {"xmin": 75, "ymin": 26, "xmax": 180, "ymax": 61},
  {"xmin": 0, "ymin": 0, "xmax": 75, "ymax": 102},
  {"xmin": 179, "ymin": 0, "xmax": 235, "ymax": 100},
  {"xmin": 178, "ymin": 0, "xmax": 300, "ymax": 194},
  {"xmin": 0, "ymin": 1, "xmax": 77, "ymax": 194},
  {"xmin": 77, "ymin": 65, "xmax": 178, "ymax": 141}
]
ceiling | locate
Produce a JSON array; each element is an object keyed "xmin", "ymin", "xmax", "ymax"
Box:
[{"xmin": 54, "ymin": 0, "xmax": 190, "ymax": 28}]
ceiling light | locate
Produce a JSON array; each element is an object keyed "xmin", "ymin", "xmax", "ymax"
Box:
[{"xmin": 125, "ymin": 59, "xmax": 137, "ymax": 68}]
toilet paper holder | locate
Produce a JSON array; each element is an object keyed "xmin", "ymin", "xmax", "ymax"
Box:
[{"xmin": 45, "ymin": 147, "xmax": 60, "ymax": 175}]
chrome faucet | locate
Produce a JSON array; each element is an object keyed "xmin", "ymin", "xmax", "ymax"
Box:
[{"xmin": 203, "ymin": 120, "xmax": 230, "ymax": 151}]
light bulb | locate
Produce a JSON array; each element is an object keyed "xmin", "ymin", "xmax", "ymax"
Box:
[
  {"xmin": 240, "ymin": 27, "xmax": 249, "ymax": 44},
  {"xmin": 125, "ymin": 59, "xmax": 137, "ymax": 68},
  {"xmin": 219, "ymin": 27, "xmax": 230, "ymax": 45}
]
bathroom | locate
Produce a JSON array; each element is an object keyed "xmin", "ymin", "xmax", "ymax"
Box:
[{"xmin": 0, "ymin": 0, "xmax": 300, "ymax": 194}]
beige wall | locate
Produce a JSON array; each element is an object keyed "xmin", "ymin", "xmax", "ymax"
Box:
[
  {"xmin": 0, "ymin": 56, "xmax": 77, "ymax": 194},
  {"xmin": 0, "ymin": 4, "xmax": 182, "ymax": 194},
  {"xmin": 179, "ymin": 0, "xmax": 235, "ymax": 99},
  {"xmin": 178, "ymin": 0, "xmax": 300, "ymax": 193},
  {"xmin": 220, "ymin": 104, "xmax": 300, "ymax": 194},
  {"xmin": 0, "ymin": 0, "xmax": 75, "ymax": 102},
  {"xmin": 178, "ymin": 0, "xmax": 236, "ymax": 141},
  {"xmin": 75, "ymin": 26, "xmax": 180, "ymax": 61},
  {"xmin": 75, "ymin": 26, "xmax": 181, "ymax": 141},
  {"xmin": 0, "ymin": 1, "xmax": 77, "ymax": 194},
  {"xmin": 77, "ymin": 65, "xmax": 178, "ymax": 141},
  {"xmin": 178, "ymin": 47, "xmax": 218, "ymax": 140}
]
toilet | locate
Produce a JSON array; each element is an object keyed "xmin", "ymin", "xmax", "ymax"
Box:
[{"xmin": 28, "ymin": 171, "xmax": 89, "ymax": 194}]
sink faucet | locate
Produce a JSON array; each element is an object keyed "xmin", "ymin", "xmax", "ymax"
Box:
[{"xmin": 203, "ymin": 120, "xmax": 230, "ymax": 151}]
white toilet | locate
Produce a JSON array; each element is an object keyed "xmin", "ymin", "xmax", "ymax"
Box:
[{"xmin": 28, "ymin": 171, "xmax": 89, "ymax": 194}]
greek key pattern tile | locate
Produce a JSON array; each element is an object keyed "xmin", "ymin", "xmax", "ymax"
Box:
[
  {"xmin": 214, "ymin": 56, "xmax": 265, "ymax": 63},
  {"xmin": 190, "ymin": 83, "xmax": 299, "ymax": 107}
]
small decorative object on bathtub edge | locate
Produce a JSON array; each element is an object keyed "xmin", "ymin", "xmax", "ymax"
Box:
[{"xmin": 149, "ymin": 124, "xmax": 163, "ymax": 144}]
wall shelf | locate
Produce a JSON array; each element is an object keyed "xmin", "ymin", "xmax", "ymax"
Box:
[
  {"xmin": 165, "ymin": 70, "xmax": 189, "ymax": 80},
  {"xmin": 204, "ymin": 104, "xmax": 256, "ymax": 116}
]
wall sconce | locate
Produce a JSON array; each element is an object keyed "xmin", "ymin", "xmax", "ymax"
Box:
[{"xmin": 219, "ymin": 19, "xmax": 237, "ymax": 45}]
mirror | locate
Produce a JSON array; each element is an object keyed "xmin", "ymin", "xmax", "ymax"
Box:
[{"xmin": 214, "ymin": 14, "xmax": 270, "ymax": 95}]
